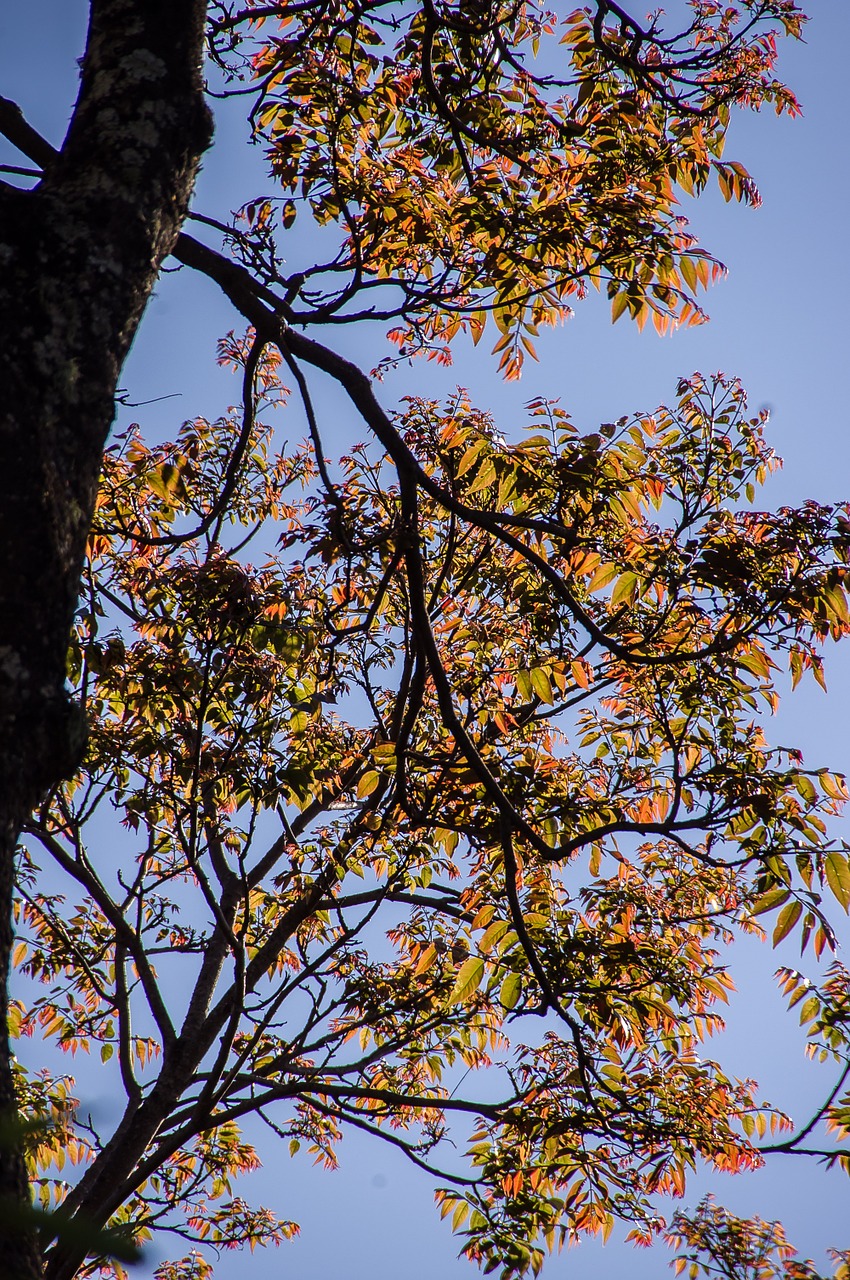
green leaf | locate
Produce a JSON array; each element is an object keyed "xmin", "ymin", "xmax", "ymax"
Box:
[
  {"xmin": 449, "ymin": 956, "xmax": 485, "ymax": 1004},
  {"xmin": 515, "ymin": 669, "xmax": 534, "ymax": 702},
  {"xmin": 772, "ymin": 900, "xmax": 802, "ymax": 946},
  {"xmin": 148, "ymin": 462, "xmax": 183, "ymax": 501},
  {"xmin": 825, "ymin": 852, "xmax": 850, "ymax": 912},
  {"xmin": 467, "ymin": 456, "xmax": 497, "ymax": 495},
  {"xmin": 750, "ymin": 887, "xmax": 791, "ymax": 917},
  {"xmin": 794, "ymin": 774, "xmax": 817, "ymax": 804},
  {"xmin": 356, "ymin": 770, "xmax": 380, "ymax": 799},
  {"xmin": 479, "ymin": 919, "xmax": 510, "ymax": 954},
  {"xmin": 739, "ymin": 649, "xmax": 771, "ymax": 680},
  {"xmin": 798, "ymin": 995, "xmax": 821, "ymax": 1026},
  {"xmin": 680, "ymin": 255, "xmax": 698, "ymax": 294},
  {"xmin": 587, "ymin": 562, "xmax": 619, "ymax": 593},
  {"xmin": 451, "ymin": 1199, "xmax": 469, "ymax": 1231},
  {"xmin": 611, "ymin": 291, "xmax": 629, "ymax": 323},
  {"xmin": 529, "ymin": 667, "xmax": 553, "ymax": 704},
  {"xmin": 821, "ymin": 583, "xmax": 850, "ymax": 626},
  {"xmin": 455, "ymin": 438, "xmax": 489, "ymax": 478},
  {"xmin": 610, "ymin": 571, "xmax": 638, "ymax": 609},
  {"xmin": 499, "ymin": 971, "xmax": 522, "ymax": 1011}
]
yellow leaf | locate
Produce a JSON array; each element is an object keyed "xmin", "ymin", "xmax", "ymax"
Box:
[
  {"xmin": 680, "ymin": 255, "xmax": 698, "ymax": 293},
  {"xmin": 739, "ymin": 647, "xmax": 771, "ymax": 679}
]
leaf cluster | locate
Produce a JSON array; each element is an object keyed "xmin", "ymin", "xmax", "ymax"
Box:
[
  {"xmin": 206, "ymin": 0, "xmax": 805, "ymax": 374},
  {"xmin": 17, "ymin": 352, "xmax": 850, "ymax": 1277}
]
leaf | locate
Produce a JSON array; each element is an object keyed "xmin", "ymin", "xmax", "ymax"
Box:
[
  {"xmin": 794, "ymin": 774, "xmax": 817, "ymax": 805},
  {"xmin": 479, "ymin": 920, "xmax": 510, "ymax": 954},
  {"xmin": 750, "ymin": 887, "xmax": 791, "ymax": 917},
  {"xmin": 530, "ymin": 667, "xmax": 554, "ymax": 704},
  {"xmin": 772, "ymin": 900, "xmax": 802, "ymax": 946},
  {"xmin": 148, "ymin": 462, "xmax": 183, "ymax": 501},
  {"xmin": 680, "ymin": 256, "xmax": 698, "ymax": 294},
  {"xmin": 739, "ymin": 648, "xmax": 771, "ymax": 680},
  {"xmin": 451, "ymin": 1200, "xmax": 469, "ymax": 1231},
  {"xmin": 798, "ymin": 995, "xmax": 821, "ymax": 1026},
  {"xmin": 610, "ymin": 571, "xmax": 638, "ymax": 609},
  {"xmin": 466, "ymin": 456, "xmax": 497, "ymax": 496},
  {"xmin": 499, "ymin": 972, "xmax": 522, "ymax": 1010},
  {"xmin": 356, "ymin": 770, "xmax": 380, "ymax": 799},
  {"xmin": 820, "ymin": 772, "xmax": 848, "ymax": 803},
  {"xmin": 515, "ymin": 669, "xmax": 534, "ymax": 702},
  {"xmin": 825, "ymin": 853, "xmax": 850, "ymax": 912},
  {"xmin": 455, "ymin": 438, "xmax": 489, "ymax": 479},
  {"xmin": 449, "ymin": 956, "xmax": 485, "ymax": 1004},
  {"xmin": 611, "ymin": 291, "xmax": 629, "ymax": 323},
  {"xmin": 571, "ymin": 659, "xmax": 591, "ymax": 690},
  {"xmin": 821, "ymin": 582, "xmax": 850, "ymax": 626},
  {"xmin": 587, "ymin": 562, "xmax": 619, "ymax": 593}
]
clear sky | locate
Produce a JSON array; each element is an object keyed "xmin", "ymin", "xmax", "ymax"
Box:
[{"xmin": 2, "ymin": 4, "xmax": 849, "ymax": 1278}]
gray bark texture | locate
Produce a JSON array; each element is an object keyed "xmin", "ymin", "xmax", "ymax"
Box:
[{"xmin": 0, "ymin": 2, "xmax": 211, "ymax": 1274}]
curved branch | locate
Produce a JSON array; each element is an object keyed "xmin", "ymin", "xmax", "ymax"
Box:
[{"xmin": 100, "ymin": 332, "xmax": 265, "ymax": 548}]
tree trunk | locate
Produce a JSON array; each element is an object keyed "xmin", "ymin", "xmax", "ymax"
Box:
[{"xmin": 0, "ymin": 2, "xmax": 211, "ymax": 1271}]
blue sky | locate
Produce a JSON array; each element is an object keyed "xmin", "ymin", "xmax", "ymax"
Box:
[{"xmin": 2, "ymin": 3, "xmax": 850, "ymax": 1277}]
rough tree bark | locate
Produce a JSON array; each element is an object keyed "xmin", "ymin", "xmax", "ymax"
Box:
[{"xmin": 0, "ymin": 2, "xmax": 211, "ymax": 1272}]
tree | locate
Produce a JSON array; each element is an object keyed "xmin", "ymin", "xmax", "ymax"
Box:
[
  {"xmin": 0, "ymin": 5, "xmax": 211, "ymax": 1275},
  {"xmin": 664, "ymin": 1197, "xmax": 850, "ymax": 1280},
  {"xmin": 3, "ymin": 2, "xmax": 850, "ymax": 1278}
]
